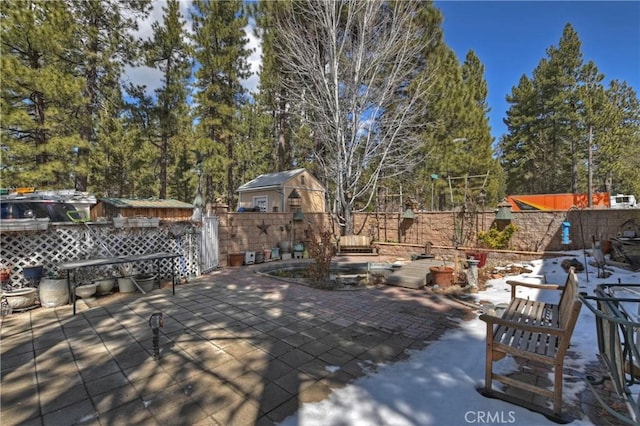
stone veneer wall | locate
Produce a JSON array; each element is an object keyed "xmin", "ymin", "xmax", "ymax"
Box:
[
  {"xmin": 351, "ymin": 209, "xmax": 640, "ymax": 252},
  {"xmin": 213, "ymin": 203, "xmax": 639, "ymax": 266}
]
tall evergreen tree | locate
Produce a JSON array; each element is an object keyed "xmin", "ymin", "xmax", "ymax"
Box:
[
  {"xmin": 500, "ymin": 23, "xmax": 639, "ymax": 198},
  {"xmin": 191, "ymin": 0, "xmax": 252, "ymax": 207},
  {"xmin": 597, "ymin": 81, "xmax": 640, "ymax": 196},
  {"xmin": 409, "ymin": 3, "xmax": 499, "ymax": 211},
  {"xmin": 138, "ymin": 0, "xmax": 191, "ymax": 199},
  {"xmin": 252, "ymin": 1, "xmax": 291, "ymax": 172},
  {"xmin": 0, "ymin": 0, "xmax": 86, "ymax": 188},
  {"xmin": 501, "ymin": 24, "xmax": 587, "ymax": 194},
  {"xmin": 70, "ymin": 0, "xmax": 151, "ymax": 192}
]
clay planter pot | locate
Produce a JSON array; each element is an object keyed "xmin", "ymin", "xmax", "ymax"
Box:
[
  {"xmin": 263, "ymin": 249, "xmax": 271, "ymax": 261},
  {"xmin": 0, "ymin": 269, "xmax": 10, "ymax": 281},
  {"xmin": 465, "ymin": 252, "xmax": 488, "ymax": 268},
  {"xmin": 255, "ymin": 251, "xmax": 265, "ymax": 264},
  {"xmin": 429, "ymin": 266, "xmax": 454, "ymax": 288}
]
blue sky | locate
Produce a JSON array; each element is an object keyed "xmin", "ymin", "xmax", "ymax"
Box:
[{"xmin": 435, "ymin": 1, "xmax": 640, "ymax": 141}]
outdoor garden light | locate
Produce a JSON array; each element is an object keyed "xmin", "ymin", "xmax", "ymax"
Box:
[
  {"xmin": 149, "ymin": 312, "xmax": 164, "ymax": 360},
  {"xmin": 495, "ymin": 198, "xmax": 514, "ymax": 221},
  {"xmin": 402, "ymin": 207, "xmax": 415, "ymax": 220},
  {"xmin": 288, "ymin": 188, "xmax": 304, "ymax": 221}
]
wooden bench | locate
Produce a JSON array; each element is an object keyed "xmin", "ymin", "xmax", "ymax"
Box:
[
  {"xmin": 337, "ymin": 235, "xmax": 374, "ymax": 254},
  {"xmin": 479, "ymin": 267, "xmax": 582, "ymax": 422}
]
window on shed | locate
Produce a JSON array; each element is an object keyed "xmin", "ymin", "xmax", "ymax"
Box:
[{"xmin": 253, "ymin": 196, "xmax": 268, "ymax": 212}]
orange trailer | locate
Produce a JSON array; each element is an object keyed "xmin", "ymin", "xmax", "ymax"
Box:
[{"xmin": 506, "ymin": 193, "xmax": 611, "ymax": 211}]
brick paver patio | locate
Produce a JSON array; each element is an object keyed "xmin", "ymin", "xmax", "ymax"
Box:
[{"xmin": 1, "ymin": 259, "xmax": 473, "ymax": 425}]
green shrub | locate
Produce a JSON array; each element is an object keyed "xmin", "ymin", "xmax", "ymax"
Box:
[{"xmin": 477, "ymin": 224, "xmax": 518, "ymax": 249}]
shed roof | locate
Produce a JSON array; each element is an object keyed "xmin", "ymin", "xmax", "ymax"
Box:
[
  {"xmin": 99, "ymin": 198, "xmax": 193, "ymax": 209},
  {"xmin": 237, "ymin": 168, "xmax": 306, "ymax": 192}
]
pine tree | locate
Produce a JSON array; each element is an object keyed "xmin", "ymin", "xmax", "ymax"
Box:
[
  {"xmin": 501, "ymin": 24, "xmax": 587, "ymax": 195},
  {"xmin": 191, "ymin": 0, "xmax": 252, "ymax": 207},
  {"xmin": 0, "ymin": 0, "xmax": 86, "ymax": 188},
  {"xmin": 500, "ymin": 23, "xmax": 639, "ymax": 198},
  {"xmin": 69, "ymin": 0, "xmax": 151, "ymax": 192},
  {"xmin": 139, "ymin": 0, "xmax": 191, "ymax": 199}
]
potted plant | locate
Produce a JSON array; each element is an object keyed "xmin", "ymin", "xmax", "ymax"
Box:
[
  {"xmin": 117, "ymin": 263, "xmax": 137, "ymax": 293},
  {"xmin": 93, "ymin": 269, "xmax": 115, "ymax": 295},
  {"xmin": 0, "ymin": 266, "xmax": 11, "ymax": 282},
  {"xmin": 134, "ymin": 274, "xmax": 156, "ymax": 293}
]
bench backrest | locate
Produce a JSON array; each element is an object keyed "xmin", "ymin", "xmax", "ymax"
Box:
[
  {"xmin": 557, "ymin": 267, "xmax": 582, "ymax": 355},
  {"xmin": 339, "ymin": 235, "xmax": 372, "ymax": 247}
]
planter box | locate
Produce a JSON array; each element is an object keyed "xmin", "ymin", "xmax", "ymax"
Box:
[
  {"xmin": 0, "ymin": 218, "xmax": 49, "ymax": 232},
  {"xmin": 127, "ymin": 218, "xmax": 160, "ymax": 228},
  {"xmin": 113, "ymin": 217, "xmax": 160, "ymax": 228},
  {"xmin": 229, "ymin": 253, "xmax": 244, "ymax": 267},
  {"xmin": 113, "ymin": 217, "xmax": 127, "ymax": 228}
]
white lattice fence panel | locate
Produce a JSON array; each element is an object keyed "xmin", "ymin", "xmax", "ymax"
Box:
[{"xmin": 1, "ymin": 223, "xmax": 201, "ymax": 287}]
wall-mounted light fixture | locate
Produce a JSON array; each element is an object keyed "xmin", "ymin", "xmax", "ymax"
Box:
[
  {"xmin": 495, "ymin": 198, "xmax": 514, "ymax": 221},
  {"xmin": 402, "ymin": 207, "xmax": 415, "ymax": 220},
  {"xmin": 402, "ymin": 198, "xmax": 415, "ymax": 220},
  {"xmin": 288, "ymin": 189, "xmax": 304, "ymax": 221}
]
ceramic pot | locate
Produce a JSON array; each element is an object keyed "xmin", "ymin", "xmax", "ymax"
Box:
[
  {"xmin": 23, "ymin": 265, "xmax": 44, "ymax": 281},
  {"xmin": 263, "ymin": 249, "xmax": 271, "ymax": 261},
  {"xmin": 255, "ymin": 251, "xmax": 265, "ymax": 263},
  {"xmin": 271, "ymin": 247, "xmax": 280, "ymax": 259},
  {"xmin": 39, "ymin": 278, "xmax": 69, "ymax": 307},
  {"xmin": 429, "ymin": 266, "xmax": 454, "ymax": 288},
  {"xmin": 293, "ymin": 243, "xmax": 304, "ymax": 252},
  {"xmin": 75, "ymin": 283, "xmax": 97, "ymax": 298},
  {"xmin": 118, "ymin": 277, "xmax": 136, "ymax": 293},
  {"xmin": 0, "ymin": 269, "xmax": 10, "ymax": 281},
  {"xmin": 278, "ymin": 240, "xmax": 291, "ymax": 253},
  {"xmin": 94, "ymin": 278, "xmax": 115, "ymax": 295},
  {"xmin": 3, "ymin": 288, "xmax": 37, "ymax": 309},
  {"xmin": 135, "ymin": 275, "xmax": 156, "ymax": 293},
  {"xmin": 465, "ymin": 252, "xmax": 488, "ymax": 268}
]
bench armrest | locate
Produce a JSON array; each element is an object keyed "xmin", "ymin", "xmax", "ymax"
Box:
[
  {"xmin": 505, "ymin": 280, "xmax": 564, "ymax": 299},
  {"xmin": 479, "ymin": 313, "xmax": 565, "ymax": 336}
]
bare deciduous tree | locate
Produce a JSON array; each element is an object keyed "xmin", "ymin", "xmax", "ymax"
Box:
[{"xmin": 273, "ymin": 0, "xmax": 437, "ymax": 234}]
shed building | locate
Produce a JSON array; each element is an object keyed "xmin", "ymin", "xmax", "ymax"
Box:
[
  {"xmin": 236, "ymin": 168, "xmax": 326, "ymax": 213},
  {"xmin": 92, "ymin": 198, "xmax": 194, "ymax": 221}
]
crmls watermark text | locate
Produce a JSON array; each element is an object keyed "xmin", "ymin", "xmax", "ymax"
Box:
[{"xmin": 464, "ymin": 410, "xmax": 516, "ymax": 424}]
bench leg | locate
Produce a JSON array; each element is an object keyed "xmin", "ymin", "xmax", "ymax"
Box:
[
  {"xmin": 485, "ymin": 324, "xmax": 494, "ymax": 391},
  {"xmin": 553, "ymin": 362, "xmax": 563, "ymax": 415}
]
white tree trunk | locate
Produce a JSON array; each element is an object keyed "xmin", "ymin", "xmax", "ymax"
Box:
[{"xmin": 273, "ymin": 0, "xmax": 437, "ymax": 234}]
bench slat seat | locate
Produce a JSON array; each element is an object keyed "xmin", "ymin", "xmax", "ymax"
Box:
[{"xmin": 479, "ymin": 267, "xmax": 582, "ymax": 423}]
